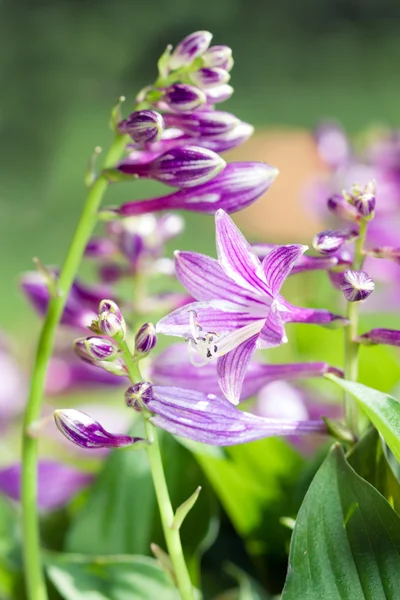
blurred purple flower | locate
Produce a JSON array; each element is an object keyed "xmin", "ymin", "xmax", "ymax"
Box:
[
  {"xmin": 157, "ymin": 210, "xmax": 345, "ymax": 404},
  {"xmin": 357, "ymin": 328, "xmax": 400, "ymax": 347},
  {"xmin": 0, "ymin": 336, "xmax": 26, "ymax": 426},
  {"xmin": 0, "ymin": 460, "xmax": 93, "ymax": 510}
]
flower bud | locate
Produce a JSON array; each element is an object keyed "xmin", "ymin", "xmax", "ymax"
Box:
[
  {"xmin": 169, "ymin": 31, "xmax": 212, "ymax": 70},
  {"xmin": 202, "ymin": 45, "xmax": 234, "ymax": 71},
  {"xmin": 98, "ymin": 299, "xmax": 123, "ymax": 320},
  {"xmin": 340, "ymin": 269, "xmax": 375, "ymax": 302},
  {"xmin": 74, "ymin": 336, "xmax": 119, "ymax": 363},
  {"xmin": 125, "ymin": 382, "xmax": 154, "ymax": 411},
  {"xmin": 118, "ymin": 110, "xmax": 164, "ymax": 144},
  {"xmin": 163, "ymin": 110, "xmax": 239, "ymax": 137},
  {"xmin": 119, "ymin": 146, "xmax": 226, "ymax": 188},
  {"xmin": 204, "ymin": 84, "xmax": 234, "ymax": 104},
  {"xmin": 344, "ymin": 181, "xmax": 376, "ymax": 219},
  {"xmin": 163, "ymin": 84, "xmax": 206, "ymax": 112},
  {"xmin": 312, "ymin": 229, "xmax": 359, "ymax": 255},
  {"xmin": 98, "ymin": 311, "xmax": 126, "ymax": 342},
  {"xmin": 135, "ymin": 323, "xmax": 157, "ymax": 354},
  {"xmin": 199, "ymin": 121, "xmax": 254, "ymax": 153},
  {"xmin": 85, "ymin": 237, "xmax": 116, "ymax": 258},
  {"xmin": 190, "ymin": 67, "xmax": 230, "ymax": 89},
  {"xmin": 327, "ymin": 193, "xmax": 360, "ymax": 223},
  {"xmin": 357, "ymin": 328, "xmax": 400, "ymax": 347},
  {"xmin": 54, "ymin": 409, "xmax": 139, "ymax": 449},
  {"xmin": 365, "ymin": 247, "xmax": 400, "ymax": 264}
]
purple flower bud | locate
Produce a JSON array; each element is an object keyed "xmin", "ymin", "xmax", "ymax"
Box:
[
  {"xmin": 98, "ymin": 263, "xmax": 126, "ymax": 284},
  {"xmin": 118, "ymin": 145, "xmax": 226, "ymax": 188},
  {"xmin": 118, "ymin": 110, "xmax": 164, "ymax": 144},
  {"xmin": 169, "ymin": 31, "xmax": 212, "ymax": 70},
  {"xmin": 190, "ymin": 67, "xmax": 230, "ymax": 89},
  {"xmin": 118, "ymin": 162, "xmax": 278, "ymax": 216},
  {"xmin": 340, "ymin": 269, "xmax": 375, "ymax": 302},
  {"xmin": 163, "ymin": 110, "xmax": 239, "ymax": 137},
  {"xmin": 357, "ymin": 328, "xmax": 400, "ymax": 347},
  {"xmin": 365, "ymin": 247, "xmax": 400, "ymax": 264},
  {"xmin": 98, "ymin": 298, "xmax": 123, "ymax": 319},
  {"xmin": 85, "ymin": 237, "xmax": 116, "ymax": 258},
  {"xmin": 204, "ymin": 84, "xmax": 234, "ymax": 104},
  {"xmin": 163, "ymin": 84, "xmax": 206, "ymax": 112},
  {"xmin": 54, "ymin": 409, "xmax": 140, "ymax": 449},
  {"xmin": 98, "ymin": 311, "xmax": 126, "ymax": 342},
  {"xmin": 135, "ymin": 323, "xmax": 157, "ymax": 354},
  {"xmin": 198, "ymin": 121, "xmax": 254, "ymax": 153},
  {"xmin": 125, "ymin": 382, "xmax": 154, "ymax": 411},
  {"xmin": 327, "ymin": 194, "xmax": 360, "ymax": 223},
  {"xmin": 74, "ymin": 336, "xmax": 119, "ymax": 363},
  {"xmin": 202, "ymin": 45, "xmax": 234, "ymax": 71},
  {"xmin": 312, "ymin": 229, "xmax": 359, "ymax": 255},
  {"xmin": 345, "ymin": 181, "xmax": 376, "ymax": 219}
]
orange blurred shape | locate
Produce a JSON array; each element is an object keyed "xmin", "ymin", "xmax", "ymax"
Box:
[{"xmin": 226, "ymin": 129, "xmax": 328, "ymax": 242}]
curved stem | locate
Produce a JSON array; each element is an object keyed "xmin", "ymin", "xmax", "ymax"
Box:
[
  {"xmin": 120, "ymin": 341, "xmax": 194, "ymax": 600},
  {"xmin": 21, "ymin": 133, "xmax": 127, "ymax": 600},
  {"xmin": 343, "ymin": 219, "xmax": 368, "ymax": 435}
]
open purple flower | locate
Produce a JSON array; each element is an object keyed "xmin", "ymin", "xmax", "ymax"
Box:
[
  {"xmin": 128, "ymin": 383, "xmax": 327, "ymax": 446},
  {"xmin": 157, "ymin": 210, "xmax": 345, "ymax": 404}
]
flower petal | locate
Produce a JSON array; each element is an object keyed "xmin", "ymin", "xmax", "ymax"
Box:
[
  {"xmin": 258, "ymin": 304, "xmax": 288, "ymax": 348},
  {"xmin": 0, "ymin": 460, "xmax": 94, "ymax": 510},
  {"xmin": 261, "ymin": 245, "xmax": 308, "ymax": 296},
  {"xmin": 217, "ymin": 334, "xmax": 258, "ymax": 404},
  {"xmin": 174, "ymin": 251, "xmax": 267, "ymax": 308},
  {"xmin": 147, "ymin": 385, "xmax": 326, "ymax": 446},
  {"xmin": 215, "ymin": 210, "xmax": 272, "ymax": 297},
  {"xmin": 278, "ymin": 298, "xmax": 348, "ymax": 328},
  {"xmin": 156, "ymin": 299, "xmax": 259, "ymax": 339}
]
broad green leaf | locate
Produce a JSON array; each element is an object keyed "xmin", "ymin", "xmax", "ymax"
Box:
[
  {"xmin": 329, "ymin": 376, "xmax": 400, "ymax": 462},
  {"xmin": 282, "ymin": 444, "xmax": 400, "ymax": 600},
  {"xmin": 46, "ymin": 553, "xmax": 179, "ymax": 600},
  {"xmin": 192, "ymin": 438, "xmax": 302, "ymax": 538},
  {"xmin": 347, "ymin": 427, "xmax": 400, "ymax": 513}
]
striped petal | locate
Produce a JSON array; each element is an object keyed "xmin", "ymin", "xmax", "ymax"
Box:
[
  {"xmin": 217, "ymin": 335, "xmax": 258, "ymax": 404},
  {"xmin": 261, "ymin": 244, "xmax": 308, "ymax": 296},
  {"xmin": 258, "ymin": 304, "xmax": 288, "ymax": 348}
]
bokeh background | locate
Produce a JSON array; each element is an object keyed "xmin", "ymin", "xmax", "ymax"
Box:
[{"xmin": 2, "ymin": 0, "xmax": 400, "ymax": 336}]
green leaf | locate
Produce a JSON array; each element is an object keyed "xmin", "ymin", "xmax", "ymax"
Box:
[
  {"xmin": 328, "ymin": 376, "xmax": 400, "ymax": 462},
  {"xmin": 282, "ymin": 444, "xmax": 400, "ymax": 600},
  {"xmin": 46, "ymin": 553, "xmax": 179, "ymax": 600},
  {"xmin": 347, "ymin": 427, "xmax": 400, "ymax": 514},
  {"xmin": 66, "ymin": 446, "xmax": 156, "ymax": 555}
]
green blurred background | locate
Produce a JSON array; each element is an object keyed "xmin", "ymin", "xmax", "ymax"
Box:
[{"xmin": 2, "ymin": 0, "xmax": 400, "ymax": 333}]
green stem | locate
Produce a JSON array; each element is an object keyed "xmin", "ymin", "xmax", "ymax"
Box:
[
  {"xmin": 120, "ymin": 342, "xmax": 195, "ymax": 600},
  {"xmin": 21, "ymin": 133, "xmax": 127, "ymax": 600},
  {"xmin": 343, "ymin": 218, "xmax": 368, "ymax": 435}
]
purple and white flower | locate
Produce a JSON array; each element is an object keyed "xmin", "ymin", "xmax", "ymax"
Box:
[
  {"xmin": 157, "ymin": 210, "xmax": 345, "ymax": 404},
  {"xmin": 340, "ymin": 269, "xmax": 375, "ymax": 302}
]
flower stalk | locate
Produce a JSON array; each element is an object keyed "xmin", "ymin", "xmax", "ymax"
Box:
[
  {"xmin": 120, "ymin": 340, "xmax": 195, "ymax": 600},
  {"xmin": 21, "ymin": 132, "xmax": 127, "ymax": 600},
  {"xmin": 343, "ymin": 218, "xmax": 368, "ymax": 435}
]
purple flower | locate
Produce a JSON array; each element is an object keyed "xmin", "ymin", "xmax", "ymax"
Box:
[
  {"xmin": 340, "ymin": 269, "xmax": 375, "ymax": 302},
  {"xmin": 133, "ymin": 383, "xmax": 326, "ymax": 446},
  {"xmin": 135, "ymin": 323, "xmax": 157, "ymax": 355},
  {"xmin": 252, "ymin": 244, "xmax": 345, "ymax": 274},
  {"xmin": 202, "ymin": 45, "xmax": 234, "ymax": 71},
  {"xmin": 74, "ymin": 336, "xmax": 119, "ymax": 362},
  {"xmin": 118, "ymin": 110, "xmax": 164, "ymax": 144},
  {"xmin": 0, "ymin": 335, "xmax": 27, "ymax": 426},
  {"xmin": 314, "ymin": 122, "xmax": 351, "ymax": 170},
  {"xmin": 149, "ymin": 342, "xmax": 343, "ymax": 401},
  {"xmin": 157, "ymin": 210, "xmax": 344, "ymax": 404},
  {"xmin": 46, "ymin": 354, "xmax": 124, "ymax": 395},
  {"xmin": 204, "ymin": 84, "xmax": 234, "ymax": 104},
  {"xmin": 365, "ymin": 247, "xmax": 400, "ymax": 264},
  {"xmin": 0, "ymin": 460, "xmax": 94, "ymax": 510},
  {"xmin": 327, "ymin": 193, "xmax": 360, "ymax": 223},
  {"xmin": 344, "ymin": 180, "xmax": 376, "ymax": 218},
  {"xmin": 85, "ymin": 237, "xmax": 116, "ymax": 259},
  {"xmin": 190, "ymin": 67, "xmax": 230, "ymax": 89},
  {"xmin": 162, "ymin": 84, "xmax": 207, "ymax": 112},
  {"xmin": 312, "ymin": 228, "xmax": 359, "ymax": 255},
  {"xmin": 118, "ymin": 162, "xmax": 278, "ymax": 216},
  {"xmin": 54, "ymin": 409, "xmax": 142, "ymax": 449},
  {"xmin": 169, "ymin": 31, "xmax": 213, "ymax": 70},
  {"xmin": 163, "ymin": 110, "xmax": 239, "ymax": 137},
  {"xmin": 357, "ymin": 328, "xmax": 400, "ymax": 347},
  {"xmin": 20, "ymin": 272, "xmax": 114, "ymax": 329},
  {"xmin": 118, "ymin": 146, "xmax": 226, "ymax": 188}
]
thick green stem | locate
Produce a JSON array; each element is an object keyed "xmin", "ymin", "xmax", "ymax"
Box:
[
  {"xmin": 120, "ymin": 342, "xmax": 194, "ymax": 600},
  {"xmin": 343, "ymin": 219, "xmax": 368, "ymax": 435},
  {"xmin": 21, "ymin": 133, "xmax": 127, "ymax": 600}
]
